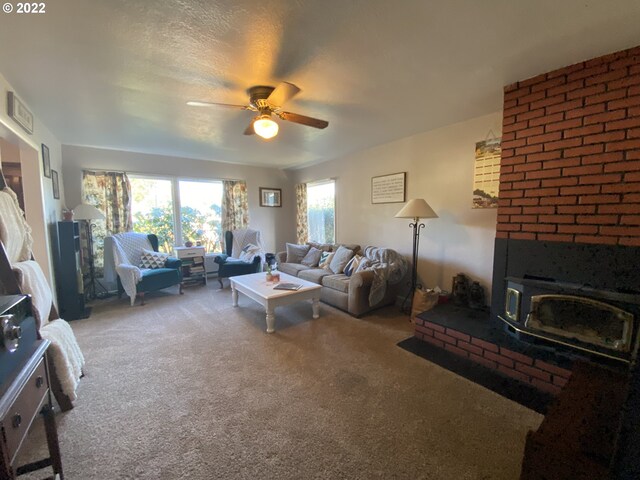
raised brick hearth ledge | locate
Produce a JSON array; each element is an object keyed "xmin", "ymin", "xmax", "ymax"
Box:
[{"xmin": 415, "ymin": 304, "xmax": 573, "ymax": 395}]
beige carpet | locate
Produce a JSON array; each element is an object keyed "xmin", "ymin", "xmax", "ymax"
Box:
[{"xmin": 17, "ymin": 283, "xmax": 541, "ymax": 479}]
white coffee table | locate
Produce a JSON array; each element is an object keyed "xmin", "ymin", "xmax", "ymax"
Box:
[{"xmin": 230, "ymin": 271, "xmax": 322, "ymax": 333}]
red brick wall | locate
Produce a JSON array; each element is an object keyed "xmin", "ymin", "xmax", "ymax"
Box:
[{"xmin": 498, "ymin": 46, "xmax": 640, "ymax": 247}]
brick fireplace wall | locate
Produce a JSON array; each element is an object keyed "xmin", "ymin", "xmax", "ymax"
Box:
[{"xmin": 498, "ymin": 45, "xmax": 640, "ymax": 247}]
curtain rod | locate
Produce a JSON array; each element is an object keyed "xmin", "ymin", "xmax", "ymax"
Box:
[{"xmin": 82, "ymin": 168, "xmax": 243, "ymax": 183}]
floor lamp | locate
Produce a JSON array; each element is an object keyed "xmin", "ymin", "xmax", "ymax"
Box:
[
  {"xmin": 73, "ymin": 203, "xmax": 105, "ymax": 300},
  {"xmin": 395, "ymin": 198, "xmax": 438, "ymax": 314}
]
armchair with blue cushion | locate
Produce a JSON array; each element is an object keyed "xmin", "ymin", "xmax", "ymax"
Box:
[
  {"xmin": 108, "ymin": 232, "xmax": 183, "ymax": 305},
  {"xmin": 215, "ymin": 229, "xmax": 263, "ymax": 288}
]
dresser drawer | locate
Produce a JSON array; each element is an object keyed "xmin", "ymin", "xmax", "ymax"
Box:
[
  {"xmin": 175, "ymin": 247, "xmax": 205, "ymax": 258},
  {"xmin": 1, "ymin": 358, "xmax": 48, "ymax": 464}
]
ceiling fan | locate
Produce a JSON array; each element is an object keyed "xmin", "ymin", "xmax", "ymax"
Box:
[{"xmin": 187, "ymin": 82, "xmax": 329, "ymax": 140}]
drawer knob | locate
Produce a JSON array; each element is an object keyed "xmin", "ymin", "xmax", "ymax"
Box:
[
  {"xmin": 12, "ymin": 413, "xmax": 21, "ymax": 429},
  {"xmin": 36, "ymin": 376, "xmax": 44, "ymax": 388}
]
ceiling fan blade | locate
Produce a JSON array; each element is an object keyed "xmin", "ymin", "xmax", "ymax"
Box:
[
  {"xmin": 243, "ymin": 121, "xmax": 255, "ymax": 135},
  {"xmin": 187, "ymin": 101, "xmax": 249, "ymax": 109},
  {"xmin": 267, "ymin": 82, "xmax": 301, "ymax": 107},
  {"xmin": 279, "ymin": 111, "xmax": 328, "ymax": 129}
]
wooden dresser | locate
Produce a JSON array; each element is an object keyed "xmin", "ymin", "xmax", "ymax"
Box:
[{"xmin": 0, "ymin": 295, "xmax": 63, "ymax": 479}]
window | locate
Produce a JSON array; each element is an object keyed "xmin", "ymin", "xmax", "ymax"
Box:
[
  {"xmin": 307, "ymin": 180, "xmax": 335, "ymax": 244},
  {"xmin": 131, "ymin": 177, "xmax": 174, "ymax": 252},
  {"xmin": 179, "ymin": 180, "xmax": 223, "ymax": 253},
  {"xmin": 130, "ymin": 176, "xmax": 223, "ymax": 253}
]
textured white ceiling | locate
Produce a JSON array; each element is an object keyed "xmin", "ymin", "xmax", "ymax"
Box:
[{"xmin": 1, "ymin": 0, "xmax": 640, "ymax": 168}]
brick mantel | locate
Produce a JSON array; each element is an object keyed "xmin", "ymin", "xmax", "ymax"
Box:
[{"xmin": 497, "ymin": 45, "xmax": 640, "ymax": 247}]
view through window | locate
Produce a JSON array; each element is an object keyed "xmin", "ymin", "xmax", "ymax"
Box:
[
  {"xmin": 179, "ymin": 180, "xmax": 223, "ymax": 252},
  {"xmin": 130, "ymin": 176, "xmax": 223, "ymax": 252},
  {"xmin": 307, "ymin": 180, "xmax": 335, "ymax": 244}
]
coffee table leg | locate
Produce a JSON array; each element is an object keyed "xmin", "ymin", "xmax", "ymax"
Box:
[
  {"xmin": 231, "ymin": 284, "xmax": 238, "ymax": 307},
  {"xmin": 312, "ymin": 297, "xmax": 320, "ymax": 319},
  {"xmin": 265, "ymin": 303, "xmax": 276, "ymax": 333}
]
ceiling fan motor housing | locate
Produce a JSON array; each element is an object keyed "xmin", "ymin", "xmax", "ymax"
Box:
[{"xmin": 248, "ymin": 85, "xmax": 276, "ymax": 110}]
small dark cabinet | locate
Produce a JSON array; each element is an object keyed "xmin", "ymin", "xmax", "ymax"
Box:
[{"xmin": 56, "ymin": 221, "xmax": 89, "ymax": 320}]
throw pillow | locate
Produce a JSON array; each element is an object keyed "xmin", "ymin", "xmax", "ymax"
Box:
[
  {"xmin": 319, "ymin": 251, "xmax": 335, "ymax": 269},
  {"xmin": 140, "ymin": 249, "xmax": 169, "ymax": 269},
  {"xmin": 286, "ymin": 243, "xmax": 310, "ymax": 263},
  {"xmin": 355, "ymin": 258, "xmax": 372, "ymax": 273},
  {"xmin": 344, "ymin": 254, "xmax": 364, "ymax": 277},
  {"xmin": 239, "ymin": 243, "xmax": 261, "ymax": 262},
  {"xmin": 300, "ymin": 246, "xmax": 322, "ymax": 267},
  {"xmin": 329, "ymin": 246, "xmax": 355, "ymax": 274}
]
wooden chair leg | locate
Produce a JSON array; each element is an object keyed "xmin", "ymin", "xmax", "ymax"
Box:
[
  {"xmin": 179, "ymin": 283, "xmax": 184, "ymax": 294},
  {"xmin": 138, "ymin": 292, "xmax": 145, "ymax": 306},
  {"xmin": 218, "ymin": 278, "xmax": 224, "ymax": 288}
]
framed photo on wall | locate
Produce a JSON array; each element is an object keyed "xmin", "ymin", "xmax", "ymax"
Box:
[
  {"xmin": 42, "ymin": 143, "xmax": 51, "ymax": 178},
  {"xmin": 260, "ymin": 187, "xmax": 282, "ymax": 207},
  {"xmin": 371, "ymin": 172, "xmax": 406, "ymax": 204},
  {"xmin": 52, "ymin": 170, "xmax": 60, "ymax": 199}
]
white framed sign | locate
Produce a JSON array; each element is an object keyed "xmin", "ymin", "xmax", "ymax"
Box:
[
  {"xmin": 7, "ymin": 92, "xmax": 33, "ymax": 134},
  {"xmin": 371, "ymin": 172, "xmax": 406, "ymax": 204}
]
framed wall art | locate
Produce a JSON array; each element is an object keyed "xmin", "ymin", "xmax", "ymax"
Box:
[
  {"xmin": 52, "ymin": 170, "xmax": 60, "ymax": 199},
  {"xmin": 472, "ymin": 137, "xmax": 501, "ymax": 209},
  {"xmin": 42, "ymin": 143, "xmax": 51, "ymax": 178},
  {"xmin": 7, "ymin": 91, "xmax": 34, "ymax": 134},
  {"xmin": 371, "ymin": 172, "xmax": 406, "ymax": 204},
  {"xmin": 260, "ymin": 187, "xmax": 282, "ymax": 207}
]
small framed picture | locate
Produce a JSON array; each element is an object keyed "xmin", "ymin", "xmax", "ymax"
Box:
[
  {"xmin": 52, "ymin": 170, "xmax": 60, "ymax": 199},
  {"xmin": 42, "ymin": 143, "xmax": 51, "ymax": 178},
  {"xmin": 259, "ymin": 187, "xmax": 282, "ymax": 207}
]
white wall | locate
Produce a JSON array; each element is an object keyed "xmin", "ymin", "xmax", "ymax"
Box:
[
  {"xmin": 0, "ymin": 72, "xmax": 64, "ymax": 289},
  {"xmin": 292, "ymin": 112, "xmax": 502, "ymax": 295},
  {"xmin": 61, "ymin": 145, "xmax": 295, "ymax": 254}
]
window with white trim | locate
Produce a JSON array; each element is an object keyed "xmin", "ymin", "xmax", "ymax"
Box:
[{"xmin": 307, "ymin": 180, "xmax": 335, "ymax": 244}]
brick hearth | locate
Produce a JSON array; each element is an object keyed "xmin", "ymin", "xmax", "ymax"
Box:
[{"xmin": 414, "ymin": 307, "xmax": 572, "ymax": 396}]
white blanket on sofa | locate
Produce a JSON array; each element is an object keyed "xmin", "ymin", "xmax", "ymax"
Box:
[{"xmin": 363, "ymin": 246, "xmax": 408, "ymax": 306}]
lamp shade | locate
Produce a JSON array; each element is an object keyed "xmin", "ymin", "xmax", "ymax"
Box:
[
  {"xmin": 73, "ymin": 204, "xmax": 105, "ymax": 220},
  {"xmin": 253, "ymin": 115, "xmax": 279, "ymax": 139},
  {"xmin": 394, "ymin": 198, "xmax": 438, "ymax": 220}
]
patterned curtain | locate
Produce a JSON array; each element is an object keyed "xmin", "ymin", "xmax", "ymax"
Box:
[
  {"xmin": 82, "ymin": 171, "xmax": 132, "ymax": 276},
  {"xmin": 221, "ymin": 180, "xmax": 249, "ymax": 234},
  {"xmin": 295, "ymin": 183, "xmax": 308, "ymax": 244}
]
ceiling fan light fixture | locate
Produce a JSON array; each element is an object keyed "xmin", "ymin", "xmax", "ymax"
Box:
[{"xmin": 253, "ymin": 114, "xmax": 279, "ymax": 139}]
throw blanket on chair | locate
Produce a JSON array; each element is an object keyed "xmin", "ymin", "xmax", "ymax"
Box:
[
  {"xmin": 363, "ymin": 246, "xmax": 409, "ymax": 306},
  {"xmin": 0, "ymin": 188, "xmax": 33, "ymax": 263},
  {"xmin": 231, "ymin": 228, "xmax": 264, "ymax": 259},
  {"xmin": 12, "ymin": 260, "xmax": 85, "ymax": 401},
  {"xmin": 40, "ymin": 320, "xmax": 85, "ymax": 401},
  {"xmin": 112, "ymin": 232, "xmax": 153, "ymax": 305}
]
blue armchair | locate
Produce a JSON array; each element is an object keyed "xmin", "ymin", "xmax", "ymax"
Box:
[
  {"xmin": 215, "ymin": 229, "xmax": 263, "ymax": 287},
  {"xmin": 111, "ymin": 233, "xmax": 183, "ymax": 305}
]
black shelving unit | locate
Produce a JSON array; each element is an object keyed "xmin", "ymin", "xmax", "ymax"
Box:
[{"xmin": 56, "ymin": 221, "xmax": 90, "ymax": 320}]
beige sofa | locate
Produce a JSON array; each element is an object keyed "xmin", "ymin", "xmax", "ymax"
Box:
[{"xmin": 275, "ymin": 243, "xmax": 403, "ymax": 317}]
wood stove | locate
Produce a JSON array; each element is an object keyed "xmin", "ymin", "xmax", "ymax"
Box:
[{"xmin": 499, "ymin": 276, "xmax": 638, "ymax": 362}]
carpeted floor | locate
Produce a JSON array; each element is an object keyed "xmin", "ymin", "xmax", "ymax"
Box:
[{"xmin": 17, "ymin": 282, "xmax": 542, "ymax": 479}]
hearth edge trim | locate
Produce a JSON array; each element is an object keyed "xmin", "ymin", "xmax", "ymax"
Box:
[{"xmin": 497, "ymin": 314, "xmax": 630, "ymax": 364}]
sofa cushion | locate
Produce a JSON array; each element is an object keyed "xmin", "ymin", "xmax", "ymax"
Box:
[
  {"xmin": 307, "ymin": 241, "xmax": 333, "ymax": 252},
  {"xmin": 329, "ymin": 246, "xmax": 355, "ymax": 274},
  {"xmin": 300, "ymin": 247, "xmax": 323, "ymax": 267},
  {"xmin": 344, "ymin": 254, "xmax": 364, "ymax": 277},
  {"xmin": 336, "ymin": 243, "xmax": 360, "ymax": 254},
  {"xmin": 298, "ymin": 268, "xmax": 332, "ymax": 284},
  {"xmin": 319, "ymin": 251, "xmax": 334, "ymax": 269},
  {"xmin": 278, "ymin": 263, "xmax": 310, "ymax": 277},
  {"xmin": 322, "ymin": 274, "xmax": 350, "ymax": 293},
  {"xmin": 286, "ymin": 243, "xmax": 310, "ymax": 263}
]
